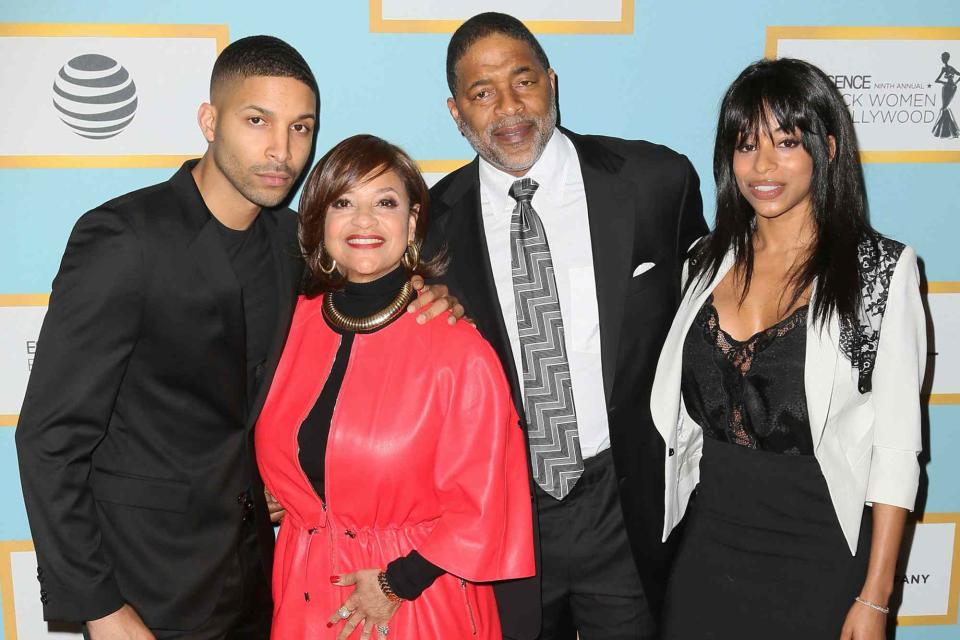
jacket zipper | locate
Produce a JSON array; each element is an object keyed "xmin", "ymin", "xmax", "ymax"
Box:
[
  {"xmin": 292, "ymin": 334, "xmax": 340, "ymax": 603},
  {"xmin": 293, "ymin": 333, "xmax": 341, "ymax": 512},
  {"xmin": 460, "ymin": 578, "xmax": 477, "ymax": 635}
]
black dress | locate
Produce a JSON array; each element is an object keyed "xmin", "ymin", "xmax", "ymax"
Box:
[{"xmin": 662, "ymin": 297, "xmax": 872, "ymax": 639}]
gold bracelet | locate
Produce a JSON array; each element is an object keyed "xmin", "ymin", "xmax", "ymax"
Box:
[
  {"xmin": 377, "ymin": 570, "xmax": 403, "ymax": 603},
  {"xmin": 855, "ymin": 596, "xmax": 890, "ymax": 615}
]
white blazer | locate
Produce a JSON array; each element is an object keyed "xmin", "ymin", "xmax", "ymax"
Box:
[{"xmin": 650, "ymin": 239, "xmax": 925, "ymax": 554}]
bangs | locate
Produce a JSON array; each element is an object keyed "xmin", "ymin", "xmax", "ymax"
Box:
[
  {"xmin": 319, "ymin": 153, "xmax": 394, "ymax": 205},
  {"xmin": 720, "ymin": 66, "xmax": 817, "ymax": 147}
]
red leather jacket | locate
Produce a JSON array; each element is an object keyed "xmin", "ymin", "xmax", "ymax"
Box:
[{"xmin": 256, "ymin": 295, "xmax": 535, "ymax": 638}]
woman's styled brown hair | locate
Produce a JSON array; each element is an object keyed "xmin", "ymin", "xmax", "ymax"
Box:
[{"xmin": 299, "ymin": 134, "xmax": 446, "ymax": 297}]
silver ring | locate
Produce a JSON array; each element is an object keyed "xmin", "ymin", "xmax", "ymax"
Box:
[
  {"xmin": 377, "ymin": 624, "xmax": 389, "ymax": 636},
  {"xmin": 337, "ymin": 605, "xmax": 352, "ymax": 619}
]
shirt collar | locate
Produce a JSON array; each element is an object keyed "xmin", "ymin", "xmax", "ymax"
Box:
[{"xmin": 478, "ymin": 128, "xmax": 570, "ymax": 213}]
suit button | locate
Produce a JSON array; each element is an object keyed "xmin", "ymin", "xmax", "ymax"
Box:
[
  {"xmin": 668, "ymin": 448, "xmax": 675, "ymax": 457},
  {"xmin": 237, "ymin": 492, "xmax": 247, "ymax": 504}
]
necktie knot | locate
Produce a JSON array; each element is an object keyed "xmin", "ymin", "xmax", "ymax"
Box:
[{"xmin": 508, "ymin": 178, "xmax": 539, "ymax": 205}]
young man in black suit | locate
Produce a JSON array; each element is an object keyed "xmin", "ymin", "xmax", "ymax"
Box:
[
  {"xmin": 15, "ymin": 35, "xmax": 317, "ymax": 640},
  {"xmin": 16, "ymin": 36, "xmax": 454, "ymax": 640},
  {"xmin": 425, "ymin": 13, "xmax": 708, "ymax": 640}
]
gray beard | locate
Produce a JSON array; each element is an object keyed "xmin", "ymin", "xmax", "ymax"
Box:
[{"xmin": 458, "ymin": 100, "xmax": 557, "ymax": 174}]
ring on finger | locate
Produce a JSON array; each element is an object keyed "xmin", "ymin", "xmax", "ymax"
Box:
[
  {"xmin": 337, "ymin": 605, "xmax": 352, "ymax": 619},
  {"xmin": 377, "ymin": 624, "xmax": 389, "ymax": 637}
]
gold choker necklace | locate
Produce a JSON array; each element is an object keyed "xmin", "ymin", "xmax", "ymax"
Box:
[{"xmin": 322, "ymin": 281, "xmax": 414, "ymax": 333}]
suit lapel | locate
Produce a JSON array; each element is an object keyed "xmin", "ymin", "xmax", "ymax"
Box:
[
  {"xmin": 651, "ymin": 251, "xmax": 734, "ymax": 436},
  {"xmin": 566, "ymin": 130, "xmax": 635, "ymax": 404},
  {"xmin": 441, "ymin": 160, "xmax": 524, "ymax": 412},
  {"xmin": 247, "ymin": 212, "xmax": 301, "ymax": 427},
  {"xmin": 171, "ymin": 161, "xmax": 246, "ymax": 368}
]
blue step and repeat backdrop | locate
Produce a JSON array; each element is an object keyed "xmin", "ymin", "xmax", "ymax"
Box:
[{"xmin": 0, "ymin": 1, "xmax": 958, "ymax": 638}]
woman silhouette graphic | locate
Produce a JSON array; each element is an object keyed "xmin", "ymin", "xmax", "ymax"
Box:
[{"xmin": 932, "ymin": 51, "xmax": 959, "ymax": 138}]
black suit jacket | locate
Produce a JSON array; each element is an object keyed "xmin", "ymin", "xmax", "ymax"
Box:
[
  {"xmin": 15, "ymin": 161, "xmax": 303, "ymax": 629},
  {"xmin": 424, "ymin": 129, "xmax": 707, "ymax": 639}
]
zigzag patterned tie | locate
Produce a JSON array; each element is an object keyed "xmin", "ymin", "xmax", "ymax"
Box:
[{"xmin": 509, "ymin": 178, "xmax": 584, "ymax": 500}]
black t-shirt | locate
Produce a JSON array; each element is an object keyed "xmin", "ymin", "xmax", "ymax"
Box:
[{"xmin": 214, "ymin": 214, "xmax": 277, "ymax": 409}]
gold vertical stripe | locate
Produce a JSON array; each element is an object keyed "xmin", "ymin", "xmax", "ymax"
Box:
[{"xmin": 0, "ymin": 540, "xmax": 35, "ymax": 640}]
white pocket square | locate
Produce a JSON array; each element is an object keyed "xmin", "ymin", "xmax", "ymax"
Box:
[{"xmin": 632, "ymin": 262, "xmax": 656, "ymax": 277}]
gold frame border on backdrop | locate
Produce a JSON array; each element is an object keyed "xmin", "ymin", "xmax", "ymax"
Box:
[
  {"xmin": 0, "ymin": 279, "xmax": 955, "ymax": 429},
  {"xmin": 0, "ymin": 23, "xmax": 229, "ymax": 169},
  {"xmin": 765, "ymin": 26, "xmax": 960, "ymax": 163},
  {"xmin": 0, "ymin": 157, "xmax": 475, "ymax": 428},
  {"xmin": 369, "ymin": 0, "xmax": 634, "ymax": 34},
  {"xmin": 896, "ymin": 512, "xmax": 960, "ymax": 626},
  {"xmin": 0, "ymin": 540, "xmax": 33, "ymax": 640},
  {"xmin": 0, "ymin": 514, "xmax": 956, "ymax": 633},
  {"xmin": 925, "ymin": 282, "xmax": 960, "ymax": 405}
]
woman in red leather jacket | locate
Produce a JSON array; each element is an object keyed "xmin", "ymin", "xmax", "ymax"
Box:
[{"xmin": 255, "ymin": 134, "xmax": 535, "ymax": 639}]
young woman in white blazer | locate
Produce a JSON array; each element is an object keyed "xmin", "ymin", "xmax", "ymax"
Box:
[{"xmin": 653, "ymin": 58, "xmax": 925, "ymax": 639}]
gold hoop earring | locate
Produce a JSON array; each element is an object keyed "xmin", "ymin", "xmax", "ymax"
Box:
[
  {"xmin": 401, "ymin": 241, "xmax": 421, "ymax": 271},
  {"xmin": 317, "ymin": 248, "xmax": 337, "ymax": 275}
]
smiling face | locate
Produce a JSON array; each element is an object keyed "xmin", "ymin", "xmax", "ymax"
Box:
[
  {"xmin": 732, "ymin": 112, "xmax": 815, "ymax": 223},
  {"xmin": 323, "ymin": 169, "xmax": 418, "ymax": 283},
  {"xmin": 447, "ymin": 33, "xmax": 557, "ymax": 176},
  {"xmin": 205, "ymin": 75, "xmax": 316, "ymax": 209}
]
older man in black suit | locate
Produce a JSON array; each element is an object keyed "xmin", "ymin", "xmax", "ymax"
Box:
[{"xmin": 425, "ymin": 13, "xmax": 708, "ymax": 640}]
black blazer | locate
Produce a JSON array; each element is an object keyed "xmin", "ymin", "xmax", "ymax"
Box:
[
  {"xmin": 424, "ymin": 129, "xmax": 707, "ymax": 639},
  {"xmin": 15, "ymin": 162, "xmax": 302, "ymax": 629}
]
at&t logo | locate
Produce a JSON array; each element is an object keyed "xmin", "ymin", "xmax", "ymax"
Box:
[{"xmin": 53, "ymin": 53, "xmax": 138, "ymax": 140}]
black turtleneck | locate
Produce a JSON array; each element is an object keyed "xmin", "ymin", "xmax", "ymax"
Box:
[{"xmin": 296, "ymin": 267, "xmax": 443, "ymax": 600}]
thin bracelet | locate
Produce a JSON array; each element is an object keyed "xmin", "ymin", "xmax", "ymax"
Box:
[{"xmin": 855, "ymin": 596, "xmax": 890, "ymax": 615}]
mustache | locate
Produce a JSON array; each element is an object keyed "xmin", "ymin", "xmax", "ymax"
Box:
[
  {"xmin": 488, "ymin": 116, "xmax": 535, "ymax": 133},
  {"xmin": 251, "ymin": 164, "xmax": 294, "ymax": 178}
]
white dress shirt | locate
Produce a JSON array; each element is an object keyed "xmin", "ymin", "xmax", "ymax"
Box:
[{"xmin": 478, "ymin": 130, "xmax": 610, "ymax": 458}]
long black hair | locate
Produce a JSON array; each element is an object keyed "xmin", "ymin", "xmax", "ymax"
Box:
[{"xmin": 689, "ymin": 57, "xmax": 873, "ymax": 326}]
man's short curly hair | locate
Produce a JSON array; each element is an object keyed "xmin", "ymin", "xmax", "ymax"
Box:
[
  {"xmin": 446, "ymin": 12, "xmax": 550, "ymax": 96},
  {"xmin": 210, "ymin": 35, "xmax": 318, "ymax": 109}
]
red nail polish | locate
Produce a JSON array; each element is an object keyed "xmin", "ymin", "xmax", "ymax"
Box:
[
  {"xmin": 326, "ymin": 621, "xmax": 333, "ymax": 628},
  {"xmin": 330, "ymin": 575, "xmax": 339, "ymax": 583}
]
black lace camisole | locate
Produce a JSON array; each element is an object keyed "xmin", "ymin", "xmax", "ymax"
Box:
[{"xmin": 680, "ymin": 295, "xmax": 814, "ymax": 456}]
